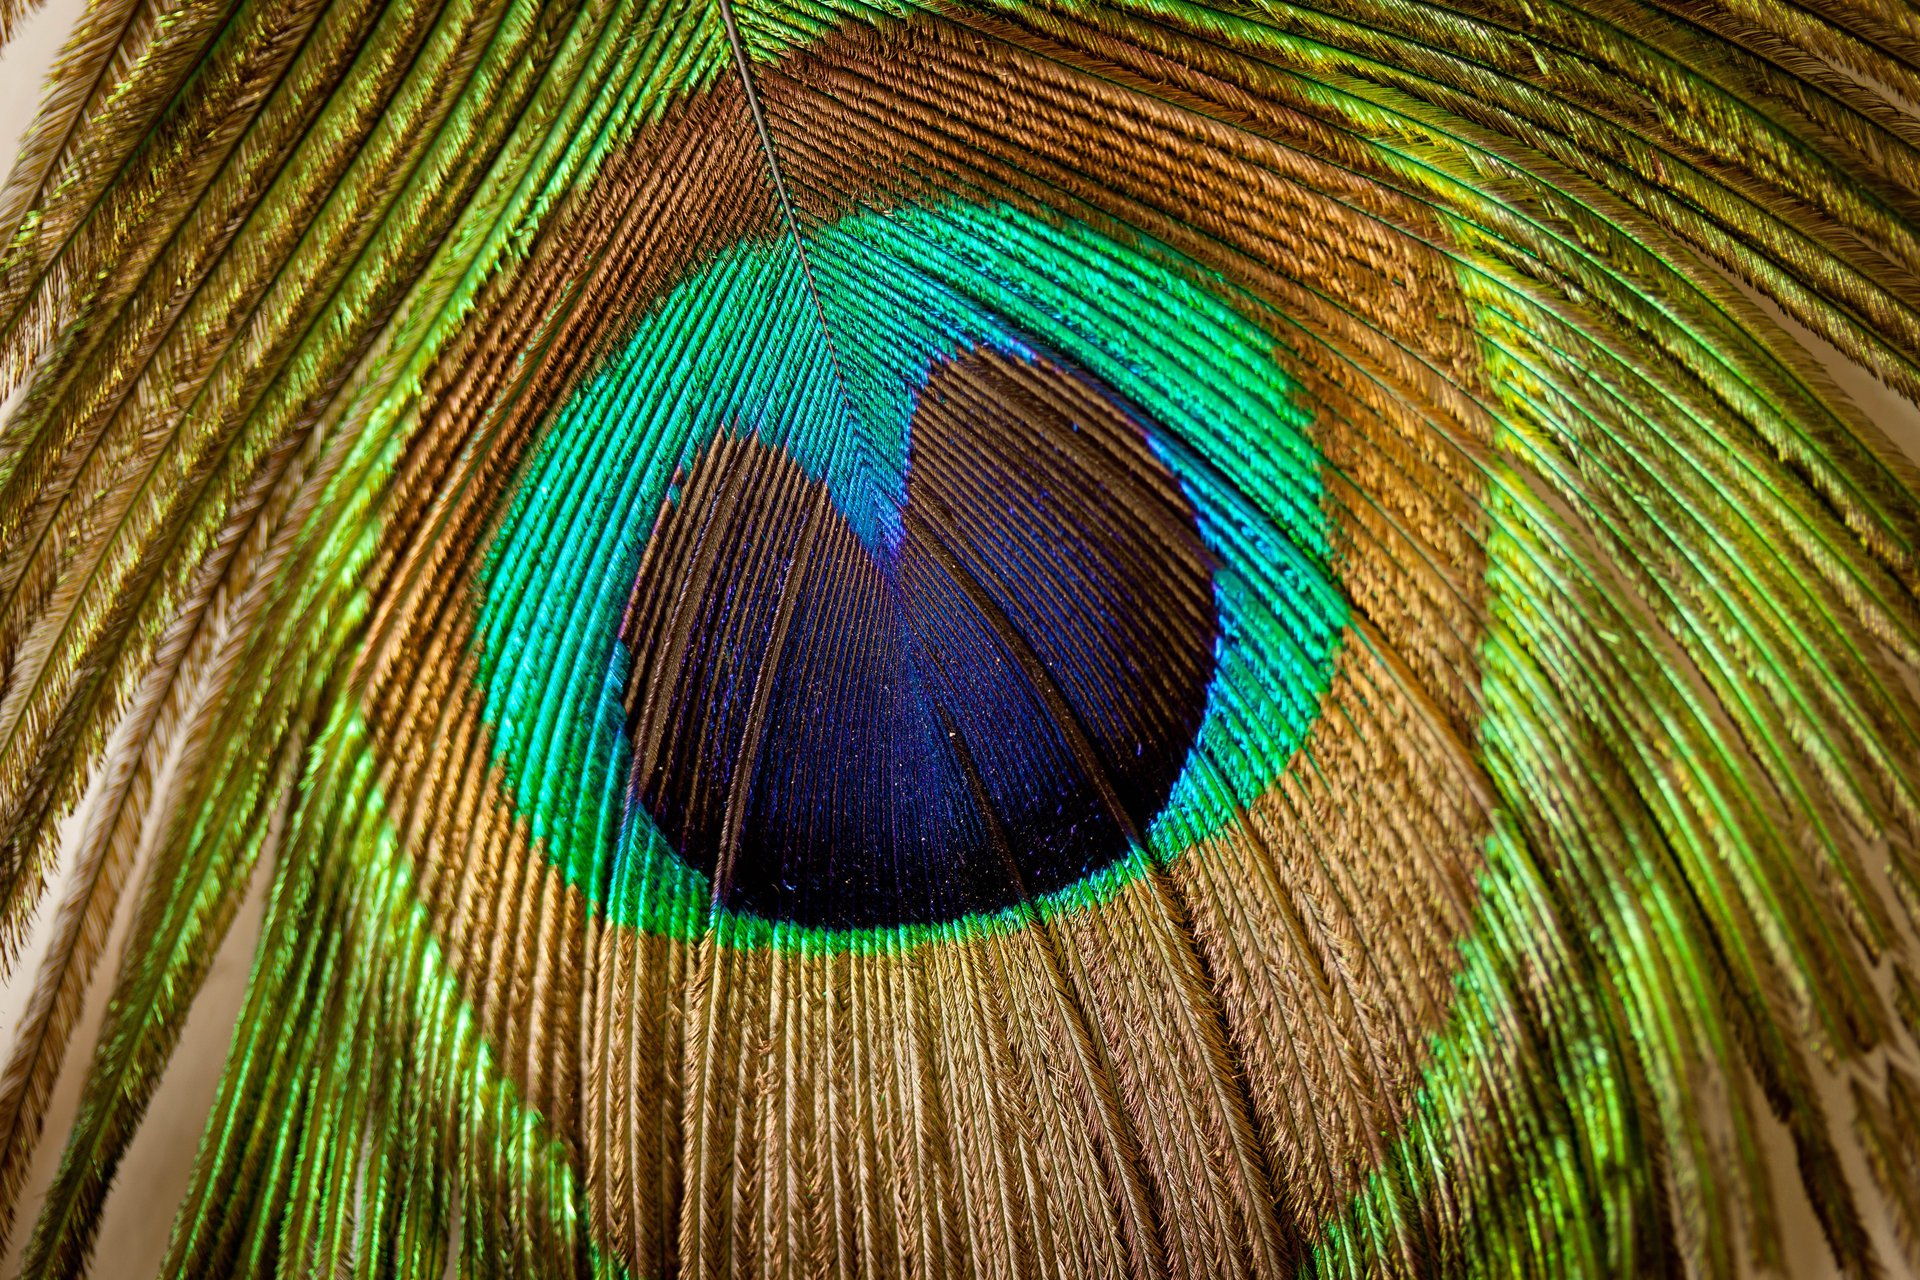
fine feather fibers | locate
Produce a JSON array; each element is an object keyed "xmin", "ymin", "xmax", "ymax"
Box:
[
  {"xmin": 0, "ymin": 19, "xmax": 275, "ymax": 1278},
  {"xmin": 4, "ymin": 0, "xmax": 1920, "ymax": 1276}
]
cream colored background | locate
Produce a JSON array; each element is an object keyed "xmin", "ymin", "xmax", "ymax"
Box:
[{"xmin": 0, "ymin": 4, "xmax": 1918, "ymax": 1275}]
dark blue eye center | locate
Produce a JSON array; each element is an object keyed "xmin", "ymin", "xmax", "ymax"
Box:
[{"xmin": 622, "ymin": 347, "xmax": 1219, "ymax": 927}]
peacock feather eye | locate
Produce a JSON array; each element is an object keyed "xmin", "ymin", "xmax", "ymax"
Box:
[
  {"xmin": 2, "ymin": 0, "xmax": 1920, "ymax": 1275},
  {"xmin": 477, "ymin": 195, "xmax": 1343, "ymax": 937}
]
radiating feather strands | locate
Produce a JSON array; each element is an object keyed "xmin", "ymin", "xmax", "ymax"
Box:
[{"xmin": 1, "ymin": 0, "xmax": 1919, "ymax": 1275}]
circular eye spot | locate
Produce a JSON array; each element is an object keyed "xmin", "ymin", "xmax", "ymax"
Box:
[{"xmin": 621, "ymin": 347, "xmax": 1219, "ymax": 927}]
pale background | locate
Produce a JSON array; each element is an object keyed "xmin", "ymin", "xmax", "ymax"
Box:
[{"xmin": 0, "ymin": 2, "xmax": 1917, "ymax": 1275}]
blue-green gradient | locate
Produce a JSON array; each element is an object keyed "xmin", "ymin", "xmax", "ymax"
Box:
[{"xmin": 474, "ymin": 197, "xmax": 1347, "ymax": 940}]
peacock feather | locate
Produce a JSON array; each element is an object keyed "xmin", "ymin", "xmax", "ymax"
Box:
[{"xmin": 0, "ymin": 0, "xmax": 1918, "ymax": 1271}]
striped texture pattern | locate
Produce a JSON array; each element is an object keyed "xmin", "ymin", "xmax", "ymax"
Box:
[{"xmin": 0, "ymin": 0, "xmax": 1917, "ymax": 1276}]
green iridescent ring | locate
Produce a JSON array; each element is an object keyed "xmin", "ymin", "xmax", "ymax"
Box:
[{"xmin": 477, "ymin": 199, "xmax": 1346, "ymax": 940}]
